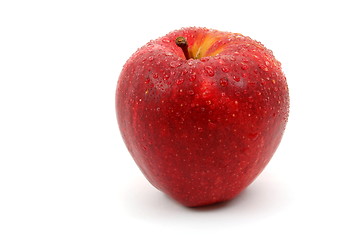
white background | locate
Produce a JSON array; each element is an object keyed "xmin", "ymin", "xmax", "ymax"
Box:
[{"xmin": 1, "ymin": 0, "xmax": 360, "ymax": 239}]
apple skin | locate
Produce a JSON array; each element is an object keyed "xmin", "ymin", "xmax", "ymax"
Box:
[{"xmin": 116, "ymin": 27, "xmax": 289, "ymax": 207}]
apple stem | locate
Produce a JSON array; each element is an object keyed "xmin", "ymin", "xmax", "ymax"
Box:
[{"xmin": 175, "ymin": 37, "xmax": 191, "ymax": 60}]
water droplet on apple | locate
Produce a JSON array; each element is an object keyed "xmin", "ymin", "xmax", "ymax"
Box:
[
  {"xmin": 233, "ymin": 76, "xmax": 241, "ymax": 82},
  {"xmin": 156, "ymin": 107, "xmax": 160, "ymax": 111},
  {"xmin": 170, "ymin": 61, "xmax": 182, "ymax": 68},
  {"xmin": 259, "ymin": 64, "xmax": 269, "ymax": 72},
  {"xmin": 221, "ymin": 67, "xmax": 230, "ymax": 73},
  {"xmin": 153, "ymin": 73, "xmax": 158, "ymax": 79},
  {"xmin": 162, "ymin": 38, "xmax": 170, "ymax": 43},
  {"xmin": 189, "ymin": 74, "xmax": 196, "ymax": 81},
  {"xmin": 148, "ymin": 56, "xmax": 154, "ymax": 61},
  {"xmin": 145, "ymin": 78, "xmax": 151, "ymax": 84},
  {"xmin": 241, "ymin": 63, "xmax": 248, "ymax": 70},
  {"xmin": 204, "ymin": 66, "xmax": 215, "ymax": 76},
  {"xmin": 163, "ymin": 74, "xmax": 170, "ymax": 80},
  {"xmin": 220, "ymin": 78, "xmax": 228, "ymax": 87},
  {"xmin": 208, "ymin": 121, "xmax": 216, "ymax": 128},
  {"xmin": 248, "ymin": 132, "xmax": 259, "ymax": 140},
  {"xmin": 205, "ymin": 100, "xmax": 212, "ymax": 105},
  {"xmin": 197, "ymin": 127, "xmax": 204, "ymax": 132},
  {"xmin": 187, "ymin": 90, "xmax": 195, "ymax": 95},
  {"xmin": 146, "ymin": 42, "xmax": 154, "ymax": 48},
  {"xmin": 176, "ymin": 78, "xmax": 184, "ymax": 85}
]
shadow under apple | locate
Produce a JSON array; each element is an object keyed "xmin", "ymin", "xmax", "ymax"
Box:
[{"xmin": 122, "ymin": 171, "xmax": 291, "ymax": 224}]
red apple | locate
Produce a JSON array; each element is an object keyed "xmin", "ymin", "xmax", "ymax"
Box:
[{"xmin": 116, "ymin": 27, "xmax": 289, "ymax": 207}]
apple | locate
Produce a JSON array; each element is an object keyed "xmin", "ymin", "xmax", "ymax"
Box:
[{"xmin": 116, "ymin": 27, "xmax": 289, "ymax": 207}]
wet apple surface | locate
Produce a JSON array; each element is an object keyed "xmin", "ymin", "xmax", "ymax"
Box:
[{"xmin": 116, "ymin": 27, "xmax": 289, "ymax": 207}]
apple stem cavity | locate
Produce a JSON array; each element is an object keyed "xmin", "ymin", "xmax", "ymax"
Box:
[{"xmin": 175, "ymin": 37, "xmax": 191, "ymax": 60}]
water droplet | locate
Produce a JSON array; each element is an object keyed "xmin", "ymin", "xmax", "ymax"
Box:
[
  {"xmin": 153, "ymin": 73, "xmax": 158, "ymax": 79},
  {"xmin": 259, "ymin": 64, "xmax": 269, "ymax": 72},
  {"xmin": 197, "ymin": 127, "xmax": 204, "ymax": 132},
  {"xmin": 187, "ymin": 90, "xmax": 195, "ymax": 95},
  {"xmin": 248, "ymin": 132, "xmax": 259, "ymax": 140},
  {"xmin": 205, "ymin": 100, "xmax": 212, "ymax": 105},
  {"xmin": 162, "ymin": 38, "xmax": 170, "ymax": 43},
  {"xmin": 176, "ymin": 78, "xmax": 184, "ymax": 85},
  {"xmin": 241, "ymin": 63, "xmax": 248, "ymax": 70},
  {"xmin": 148, "ymin": 56, "xmax": 154, "ymax": 61},
  {"xmin": 170, "ymin": 61, "xmax": 182, "ymax": 68},
  {"xmin": 165, "ymin": 52, "xmax": 173, "ymax": 56},
  {"xmin": 145, "ymin": 78, "xmax": 150, "ymax": 84},
  {"xmin": 204, "ymin": 66, "xmax": 215, "ymax": 76},
  {"xmin": 146, "ymin": 42, "xmax": 154, "ymax": 48},
  {"xmin": 163, "ymin": 74, "xmax": 169, "ymax": 80},
  {"xmin": 233, "ymin": 76, "xmax": 240, "ymax": 82},
  {"xmin": 189, "ymin": 74, "xmax": 196, "ymax": 81},
  {"xmin": 181, "ymin": 69, "xmax": 188, "ymax": 76},
  {"xmin": 221, "ymin": 67, "xmax": 230, "ymax": 73},
  {"xmin": 220, "ymin": 78, "xmax": 228, "ymax": 87},
  {"xmin": 156, "ymin": 107, "xmax": 160, "ymax": 111},
  {"xmin": 272, "ymin": 79, "xmax": 276, "ymax": 84},
  {"xmin": 208, "ymin": 121, "xmax": 216, "ymax": 128},
  {"xmin": 202, "ymin": 90, "xmax": 210, "ymax": 97},
  {"xmin": 235, "ymin": 91, "xmax": 241, "ymax": 96}
]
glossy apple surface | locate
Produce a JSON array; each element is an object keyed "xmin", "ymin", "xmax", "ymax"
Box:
[{"xmin": 116, "ymin": 27, "xmax": 289, "ymax": 207}]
